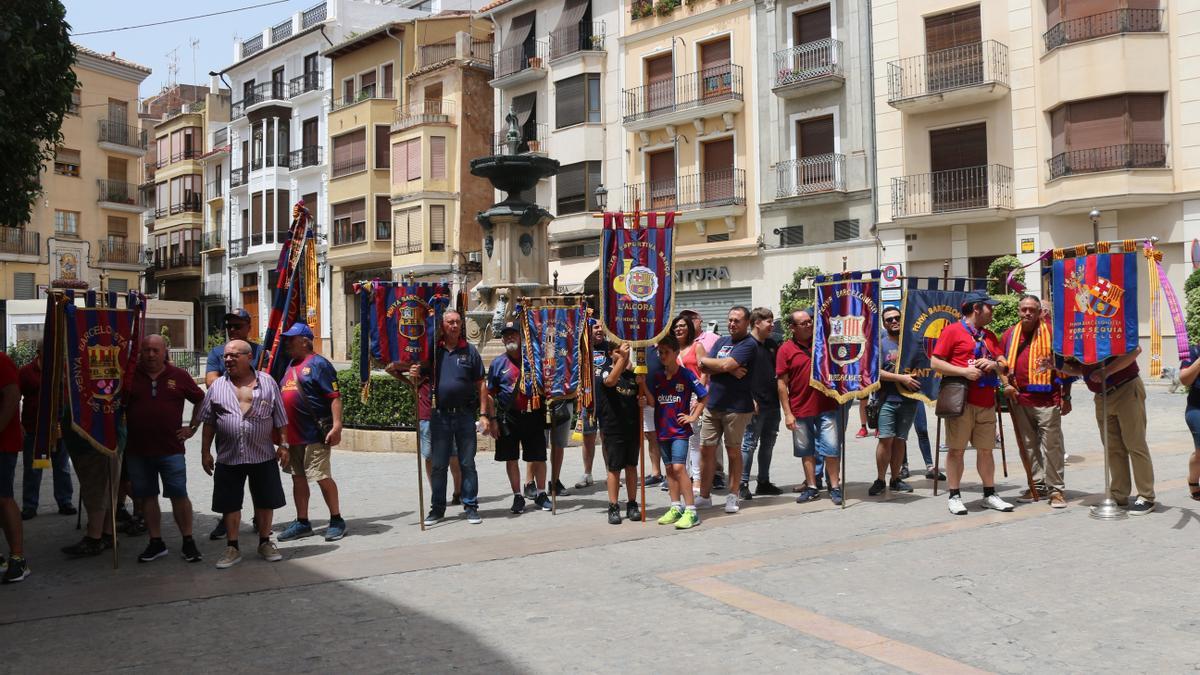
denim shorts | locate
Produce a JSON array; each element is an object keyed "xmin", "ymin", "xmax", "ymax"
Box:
[
  {"xmin": 659, "ymin": 438, "xmax": 689, "ymax": 465},
  {"xmin": 581, "ymin": 407, "xmax": 598, "ymax": 435},
  {"xmin": 419, "ymin": 419, "xmax": 431, "ymax": 459},
  {"xmin": 0, "ymin": 453, "xmax": 16, "ymax": 499},
  {"xmin": 126, "ymin": 453, "xmax": 189, "ymax": 499},
  {"xmin": 1186, "ymin": 407, "xmax": 1200, "ymax": 448},
  {"xmin": 877, "ymin": 399, "xmax": 918, "ymax": 440},
  {"xmin": 792, "ymin": 410, "xmax": 839, "ymax": 458}
]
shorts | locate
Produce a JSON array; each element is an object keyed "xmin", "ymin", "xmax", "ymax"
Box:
[
  {"xmin": 495, "ymin": 410, "xmax": 548, "ymax": 462},
  {"xmin": 68, "ymin": 446, "xmax": 120, "ymax": 514},
  {"xmin": 603, "ymin": 434, "xmax": 639, "ymax": 472},
  {"xmin": 0, "ymin": 453, "xmax": 16, "ymax": 499},
  {"xmin": 125, "ymin": 453, "xmax": 188, "ymax": 499},
  {"xmin": 419, "ymin": 419, "xmax": 432, "ymax": 459},
  {"xmin": 285, "ymin": 442, "xmax": 333, "ymax": 482},
  {"xmin": 793, "ymin": 410, "xmax": 839, "ymax": 458},
  {"xmin": 700, "ymin": 409, "xmax": 753, "ymax": 448},
  {"xmin": 581, "ymin": 407, "xmax": 599, "ymax": 435},
  {"xmin": 659, "ymin": 438, "xmax": 689, "ymax": 465},
  {"xmin": 1187, "ymin": 407, "xmax": 1200, "ymax": 448},
  {"xmin": 945, "ymin": 403, "xmax": 997, "ymax": 451},
  {"xmin": 642, "ymin": 406, "xmax": 655, "ymax": 434},
  {"xmin": 212, "ymin": 460, "xmax": 287, "ymax": 514},
  {"xmin": 547, "ymin": 400, "xmax": 574, "ymax": 448},
  {"xmin": 877, "ymin": 399, "xmax": 918, "ymax": 441}
]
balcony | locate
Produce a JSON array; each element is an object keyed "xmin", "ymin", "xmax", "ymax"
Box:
[
  {"xmin": 289, "ymin": 146, "xmax": 323, "ymax": 171},
  {"xmin": 228, "ymin": 237, "xmax": 247, "ymax": 258},
  {"xmin": 332, "ymin": 155, "xmax": 367, "ymax": 178},
  {"xmin": 203, "ymin": 274, "xmax": 225, "ymax": 299},
  {"xmin": 153, "ymin": 251, "xmax": 202, "ymax": 275},
  {"xmin": 393, "ymin": 99, "xmax": 455, "ymax": 131},
  {"xmin": 98, "ymin": 121, "xmax": 148, "ymax": 156},
  {"xmin": 202, "ymin": 230, "xmax": 223, "ymax": 252},
  {"xmin": 168, "ymin": 197, "xmax": 203, "ymax": 216},
  {"xmin": 157, "ymin": 149, "xmax": 200, "ymax": 168},
  {"xmin": 330, "ymin": 87, "xmax": 395, "ymax": 112},
  {"xmin": 1047, "ymin": 143, "xmax": 1167, "ymax": 181},
  {"xmin": 1044, "ymin": 9, "xmax": 1163, "ymax": 52},
  {"xmin": 332, "ymin": 220, "xmax": 367, "ymax": 247},
  {"xmin": 550, "ymin": 21, "xmax": 606, "ymax": 61},
  {"xmin": 623, "ymin": 168, "xmax": 746, "ymax": 214},
  {"xmin": 622, "ymin": 65, "xmax": 744, "ymax": 132},
  {"xmin": 418, "ymin": 35, "xmax": 493, "ymax": 71},
  {"xmin": 212, "ymin": 127, "xmax": 229, "ymax": 150},
  {"xmin": 492, "ymin": 41, "xmax": 549, "ymax": 86},
  {"xmin": 887, "ymin": 40, "xmax": 1009, "ymax": 111},
  {"xmin": 492, "ymin": 122, "xmax": 549, "ymax": 155},
  {"xmin": 271, "ymin": 18, "xmax": 292, "ymax": 44},
  {"xmin": 229, "ymin": 230, "xmax": 291, "ymax": 259},
  {"xmin": 230, "ymin": 167, "xmax": 245, "ymax": 188},
  {"xmin": 0, "ymin": 228, "xmax": 39, "ymax": 260},
  {"xmin": 96, "ymin": 240, "xmax": 149, "ymax": 267},
  {"xmin": 242, "ymin": 34, "xmax": 263, "ymax": 58},
  {"xmin": 393, "ymin": 241, "xmax": 423, "ymax": 256},
  {"xmin": 289, "ymin": 71, "xmax": 323, "ymax": 98},
  {"xmin": 891, "ymin": 164, "xmax": 1013, "ymax": 223},
  {"xmin": 232, "ymin": 81, "xmax": 290, "ymax": 119},
  {"xmin": 775, "ymin": 154, "xmax": 846, "ymax": 201},
  {"xmin": 772, "ymin": 39, "xmax": 844, "ymax": 98},
  {"xmin": 97, "ymin": 179, "xmax": 145, "ymax": 213},
  {"xmin": 250, "ymin": 153, "xmax": 290, "ymax": 171}
]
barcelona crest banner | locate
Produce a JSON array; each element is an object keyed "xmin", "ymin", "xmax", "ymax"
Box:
[
  {"xmin": 599, "ymin": 211, "xmax": 675, "ymax": 347},
  {"xmin": 516, "ymin": 299, "xmax": 593, "ymax": 411},
  {"xmin": 896, "ymin": 277, "xmax": 986, "ymax": 403},
  {"xmin": 260, "ymin": 201, "xmax": 320, "ymax": 382},
  {"xmin": 811, "ymin": 271, "xmax": 881, "ymax": 403},
  {"xmin": 354, "ymin": 281, "xmax": 452, "ymax": 388},
  {"xmin": 1049, "ymin": 241, "xmax": 1139, "ymax": 365}
]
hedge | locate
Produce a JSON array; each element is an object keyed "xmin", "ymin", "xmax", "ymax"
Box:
[{"xmin": 338, "ymin": 323, "xmax": 416, "ymax": 429}]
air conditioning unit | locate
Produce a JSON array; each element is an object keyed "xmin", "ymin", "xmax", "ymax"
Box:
[{"xmin": 467, "ymin": 251, "xmax": 483, "ymax": 263}]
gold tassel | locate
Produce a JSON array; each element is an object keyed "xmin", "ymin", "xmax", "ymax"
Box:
[{"xmin": 1144, "ymin": 247, "xmax": 1163, "ymax": 378}]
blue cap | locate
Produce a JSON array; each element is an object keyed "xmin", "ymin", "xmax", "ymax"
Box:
[
  {"xmin": 960, "ymin": 290, "xmax": 999, "ymax": 310},
  {"xmin": 223, "ymin": 308, "xmax": 252, "ymax": 324},
  {"xmin": 500, "ymin": 322, "xmax": 519, "ymax": 335},
  {"xmin": 281, "ymin": 322, "xmax": 314, "ymax": 339}
]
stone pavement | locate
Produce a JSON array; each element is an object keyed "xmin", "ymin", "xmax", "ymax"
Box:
[{"xmin": 3, "ymin": 384, "xmax": 1199, "ymax": 673}]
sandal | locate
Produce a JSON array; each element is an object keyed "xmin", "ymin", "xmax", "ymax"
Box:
[{"xmin": 1190, "ymin": 483, "xmax": 1200, "ymax": 501}]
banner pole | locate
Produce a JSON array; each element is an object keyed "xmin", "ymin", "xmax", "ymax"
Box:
[
  {"xmin": 996, "ymin": 397, "xmax": 1009, "ymax": 478},
  {"xmin": 933, "ymin": 418, "xmax": 942, "ymax": 496},
  {"xmin": 412, "ymin": 380, "xmax": 426, "ymax": 533},
  {"xmin": 839, "ymin": 402, "xmax": 847, "ymax": 510},
  {"xmin": 636, "ymin": 347, "xmax": 647, "ymax": 523}
]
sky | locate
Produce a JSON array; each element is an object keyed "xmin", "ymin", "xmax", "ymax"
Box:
[{"xmin": 63, "ymin": 0, "xmax": 320, "ymax": 97}]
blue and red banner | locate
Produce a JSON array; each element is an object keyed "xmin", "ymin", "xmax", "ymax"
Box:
[
  {"xmin": 355, "ymin": 280, "xmax": 451, "ymax": 387},
  {"xmin": 517, "ymin": 299, "xmax": 592, "ymax": 411},
  {"xmin": 1050, "ymin": 241, "xmax": 1139, "ymax": 365},
  {"xmin": 599, "ymin": 211, "xmax": 675, "ymax": 347},
  {"xmin": 811, "ymin": 271, "xmax": 881, "ymax": 403},
  {"xmin": 260, "ymin": 200, "xmax": 319, "ymax": 382},
  {"xmin": 896, "ymin": 277, "xmax": 985, "ymax": 403}
]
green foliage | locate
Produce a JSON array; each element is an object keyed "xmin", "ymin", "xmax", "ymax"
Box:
[
  {"xmin": 1187, "ymin": 287, "xmax": 1200, "ymax": 348},
  {"xmin": 987, "ymin": 255, "xmax": 1024, "ymax": 296},
  {"xmin": 779, "ymin": 265, "xmax": 823, "ymax": 316},
  {"xmin": 351, "ymin": 323, "xmax": 363, "ymax": 374},
  {"xmin": 990, "ymin": 294, "xmax": 1021, "ymax": 337},
  {"xmin": 1185, "ymin": 268, "xmax": 1200, "ymax": 295},
  {"xmin": 6, "ymin": 340, "xmax": 39, "ymax": 368},
  {"xmin": 205, "ymin": 331, "xmax": 225, "ymax": 352},
  {"xmin": 0, "ymin": 1, "xmax": 77, "ymax": 226},
  {"xmin": 338, "ymin": 369, "xmax": 416, "ymax": 428}
]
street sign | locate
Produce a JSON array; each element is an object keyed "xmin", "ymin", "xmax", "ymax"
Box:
[
  {"xmin": 881, "ymin": 288, "xmax": 902, "ymax": 301},
  {"xmin": 881, "ymin": 263, "xmax": 903, "ymax": 288}
]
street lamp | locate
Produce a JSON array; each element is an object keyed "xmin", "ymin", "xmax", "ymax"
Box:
[{"xmin": 594, "ymin": 184, "xmax": 608, "ymax": 211}]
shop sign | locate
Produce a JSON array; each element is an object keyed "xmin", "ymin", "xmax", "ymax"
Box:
[{"xmin": 675, "ymin": 266, "xmax": 731, "ymax": 283}]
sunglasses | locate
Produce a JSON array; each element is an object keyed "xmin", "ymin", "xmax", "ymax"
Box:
[{"xmin": 884, "ymin": 316, "xmax": 901, "ymax": 322}]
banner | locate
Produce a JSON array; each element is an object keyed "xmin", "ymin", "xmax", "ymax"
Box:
[
  {"xmin": 1049, "ymin": 241, "xmax": 1139, "ymax": 365},
  {"xmin": 896, "ymin": 277, "xmax": 986, "ymax": 403},
  {"xmin": 516, "ymin": 299, "xmax": 592, "ymax": 411},
  {"xmin": 811, "ymin": 271, "xmax": 881, "ymax": 403},
  {"xmin": 354, "ymin": 281, "xmax": 451, "ymax": 395},
  {"xmin": 259, "ymin": 201, "xmax": 319, "ymax": 382},
  {"xmin": 1143, "ymin": 242, "xmax": 1188, "ymax": 377},
  {"xmin": 599, "ymin": 211, "xmax": 675, "ymax": 347}
]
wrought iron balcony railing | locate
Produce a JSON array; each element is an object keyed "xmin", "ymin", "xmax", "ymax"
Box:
[
  {"xmin": 330, "ymin": 86, "xmax": 395, "ymax": 112},
  {"xmin": 1047, "ymin": 143, "xmax": 1167, "ymax": 180},
  {"xmin": 96, "ymin": 240, "xmax": 149, "ymax": 266},
  {"xmin": 332, "ymin": 155, "xmax": 367, "ymax": 178},
  {"xmin": 891, "ymin": 164, "xmax": 1013, "ymax": 218},
  {"xmin": 622, "ymin": 64, "xmax": 743, "ymax": 124},
  {"xmin": 393, "ymin": 99, "xmax": 455, "ymax": 130},
  {"xmin": 775, "ymin": 154, "xmax": 846, "ymax": 199},
  {"xmin": 773, "ymin": 39, "xmax": 843, "ymax": 88},
  {"xmin": 1043, "ymin": 8, "xmax": 1163, "ymax": 52},
  {"xmin": 201, "ymin": 230, "xmax": 223, "ymax": 251},
  {"xmin": 887, "ymin": 40, "xmax": 1009, "ymax": 103},
  {"xmin": 98, "ymin": 120, "xmax": 147, "ymax": 149},
  {"xmin": 550, "ymin": 21, "xmax": 606, "ymax": 60},
  {"xmin": 301, "ymin": 1, "xmax": 326, "ymax": 29},
  {"xmin": 623, "ymin": 168, "xmax": 746, "ymax": 212},
  {"xmin": 289, "ymin": 71, "xmax": 323, "ymax": 98},
  {"xmin": 230, "ymin": 167, "xmax": 245, "ymax": 188},
  {"xmin": 169, "ymin": 196, "xmax": 203, "ymax": 215},
  {"xmin": 492, "ymin": 122, "xmax": 548, "ymax": 155},
  {"xmin": 289, "ymin": 146, "xmax": 323, "ymax": 170},
  {"xmin": 97, "ymin": 179, "xmax": 143, "ymax": 206},
  {"xmin": 494, "ymin": 40, "xmax": 549, "ymax": 80},
  {"xmin": 0, "ymin": 228, "xmax": 39, "ymax": 257}
]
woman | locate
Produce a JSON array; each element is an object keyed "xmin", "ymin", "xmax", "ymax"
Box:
[
  {"xmin": 1181, "ymin": 348, "xmax": 1200, "ymax": 499},
  {"xmin": 672, "ymin": 315, "xmax": 708, "ymax": 484}
]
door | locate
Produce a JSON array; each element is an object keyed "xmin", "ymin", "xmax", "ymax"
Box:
[
  {"xmin": 924, "ymin": 6, "xmax": 982, "ymax": 93},
  {"xmin": 699, "ymin": 37, "xmax": 732, "ymax": 101},
  {"xmin": 793, "ymin": 5, "xmax": 832, "ymax": 73},
  {"xmin": 796, "ymin": 115, "xmax": 835, "ymax": 190},
  {"xmin": 929, "ymin": 122, "xmax": 988, "ymax": 211},
  {"xmin": 108, "ymin": 99, "xmax": 128, "ymax": 144},
  {"xmin": 272, "ymin": 67, "xmax": 285, "ymax": 99},
  {"xmin": 701, "ymin": 138, "xmax": 734, "ymax": 204},
  {"xmin": 302, "ymin": 117, "xmax": 318, "ymax": 165},
  {"xmin": 647, "ymin": 149, "xmax": 676, "ymax": 210},
  {"xmin": 645, "ymin": 53, "xmax": 674, "ymax": 114}
]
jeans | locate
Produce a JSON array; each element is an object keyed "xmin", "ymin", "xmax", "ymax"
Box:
[
  {"xmin": 740, "ymin": 404, "xmax": 781, "ymax": 484},
  {"xmin": 793, "ymin": 410, "xmax": 840, "ymax": 458},
  {"xmin": 912, "ymin": 404, "xmax": 933, "ymax": 466},
  {"xmin": 22, "ymin": 432, "xmax": 73, "ymax": 511},
  {"xmin": 430, "ymin": 411, "xmax": 479, "ymax": 511}
]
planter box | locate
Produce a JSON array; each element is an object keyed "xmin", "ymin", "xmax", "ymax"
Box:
[{"xmin": 341, "ymin": 427, "xmax": 496, "ymax": 454}]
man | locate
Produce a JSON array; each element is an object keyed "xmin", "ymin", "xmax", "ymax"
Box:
[
  {"xmin": 681, "ymin": 309, "xmax": 724, "ymax": 487},
  {"xmin": 485, "ymin": 322, "xmax": 550, "ymax": 513},
  {"xmin": 870, "ymin": 306, "xmax": 918, "ymax": 496},
  {"xmin": 199, "ymin": 339, "xmax": 289, "ymax": 569},
  {"xmin": 276, "ymin": 323, "xmax": 347, "ymax": 542},
  {"xmin": 0, "ymin": 352, "xmax": 27, "ymax": 583},
  {"xmin": 739, "ymin": 307, "xmax": 783, "ymax": 499},
  {"xmin": 930, "ymin": 291, "xmax": 1014, "ymax": 516},
  {"xmin": 203, "ymin": 308, "xmax": 263, "ymax": 541},
  {"xmin": 18, "ymin": 347, "xmax": 75, "ymax": 520},
  {"xmin": 595, "ymin": 341, "xmax": 642, "ymax": 524},
  {"xmin": 424, "ymin": 310, "xmax": 485, "ymax": 526},
  {"xmin": 1061, "ymin": 347, "xmax": 1155, "ymax": 514},
  {"xmin": 998, "ymin": 295, "xmax": 1071, "ymax": 508},
  {"xmin": 575, "ymin": 320, "xmax": 606, "ymax": 489},
  {"xmin": 777, "ymin": 310, "xmax": 841, "ymax": 504},
  {"xmin": 125, "ymin": 334, "xmax": 206, "ymax": 563},
  {"xmin": 697, "ymin": 306, "xmax": 757, "ymax": 513}
]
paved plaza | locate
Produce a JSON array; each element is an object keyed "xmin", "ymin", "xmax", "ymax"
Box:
[{"xmin": 2, "ymin": 384, "xmax": 1198, "ymax": 673}]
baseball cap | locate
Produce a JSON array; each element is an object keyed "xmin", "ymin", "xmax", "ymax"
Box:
[
  {"xmin": 223, "ymin": 308, "xmax": 252, "ymax": 324},
  {"xmin": 960, "ymin": 290, "xmax": 999, "ymax": 310},
  {"xmin": 500, "ymin": 322, "xmax": 519, "ymax": 335},
  {"xmin": 281, "ymin": 322, "xmax": 314, "ymax": 339}
]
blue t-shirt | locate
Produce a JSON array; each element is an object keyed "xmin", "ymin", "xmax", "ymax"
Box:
[
  {"xmin": 205, "ymin": 342, "xmax": 263, "ymax": 376},
  {"xmin": 280, "ymin": 353, "xmax": 340, "ymax": 445},
  {"xmin": 879, "ymin": 335, "xmax": 904, "ymax": 403},
  {"xmin": 706, "ymin": 334, "xmax": 757, "ymax": 413},
  {"xmin": 651, "ymin": 368, "xmax": 708, "ymax": 441},
  {"xmin": 434, "ymin": 340, "xmax": 484, "ymax": 410},
  {"xmin": 487, "ymin": 355, "xmax": 526, "ymax": 412}
]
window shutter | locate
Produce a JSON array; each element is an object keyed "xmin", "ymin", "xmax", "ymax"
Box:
[
  {"xmin": 107, "ymin": 216, "xmax": 128, "ymax": 235},
  {"xmin": 376, "ymin": 125, "xmax": 390, "ymax": 169},
  {"xmin": 392, "ymin": 142, "xmax": 407, "ymax": 184},
  {"xmin": 349, "ymin": 198, "xmax": 366, "ymax": 225},
  {"xmin": 406, "ymin": 139, "xmax": 421, "ymax": 180},
  {"xmin": 333, "ymin": 201, "xmax": 355, "ymax": 219},
  {"xmin": 795, "ymin": 6, "xmax": 831, "ymax": 44},
  {"xmin": 555, "ymin": 75, "xmax": 585, "ymax": 128},
  {"xmin": 924, "ymin": 6, "xmax": 981, "ymax": 52},
  {"xmin": 556, "ymin": 162, "xmax": 585, "ymax": 214},
  {"xmin": 586, "ymin": 161, "xmax": 602, "ymax": 210},
  {"xmin": 430, "ymin": 205, "xmax": 446, "ymax": 250},
  {"xmin": 382, "ymin": 64, "xmax": 394, "ymax": 98},
  {"xmin": 700, "ymin": 38, "xmax": 731, "ymax": 71},
  {"xmin": 1050, "ymin": 106, "xmax": 1067, "ymax": 157},
  {"xmin": 834, "ymin": 219, "xmax": 859, "ymax": 241},
  {"xmin": 360, "ymin": 70, "xmax": 377, "ymax": 94},
  {"xmin": 431, "ymin": 136, "xmax": 447, "ymax": 179},
  {"xmin": 1067, "ymin": 96, "xmax": 1125, "ymax": 150},
  {"xmin": 780, "ymin": 225, "xmax": 805, "ymax": 246},
  {"xmin": 798, "ymin": 116, "xmax": 835, "ymax": 157},
  {"xmin": 1129, "ymin": 94, "xmax": 1164, "ymax": 145},
  {"xmin": 13, "ymin": 273, "xmax": 35, "ymax": 300},
  {"xmin": 393, "ymin": 209, "xmax": 407, "ymax": 253},
  {"xmin": 109, "ymin": 278, "xmax": 128, "ymax": 293},
  {"xmin": 57, "ymin": 148, "xmax": 81, "ymax": 165}
]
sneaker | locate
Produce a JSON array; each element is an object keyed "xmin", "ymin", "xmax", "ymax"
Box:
[
  {"xmin": 216, "ymin": 546, "xmax": 242, "ymax": 569},
  {"xmin": 551, "ymin": 480, "xmax": 571, "ymax": 497},
  {"xmin": 1128, "ymin": 497, "xmax": 1156, "ymax": 516},
  {"xmin": 62, "ymin": 537, "xmax": 105, "ymax": 558},
  {"xmin": 658, "ymin": 506, "xmax": 684, "ymax": 525},
  {"xmin": 738, "ymin": 482, "xmax": 753, "ymax": 500},
  {"xmin": 644, "ymin": 474, "xmax": 664, "ymax": 487},
  {"xmin": 829, "ymin": 487, "xmax": 843, "ymax": 506},
  {"xmin": 1049, "ymin": 492, "xmax": 1068, "ymax": 509},
  {"xmin": 754, "ymin": 481, "xmax": 783, "ymax": 496},
  {"xmin": 724, "ymin": 494, "xmax": 740, "ymax": 513},
  {"xmin": 675, "ymin": 509, "xmax": 700, "ymax": 529},
  {"xmin": 325, "ymin": 519, "xmax": 347, "ymax": 542},
  {"xmin": 258, "ymin": 540, "xmax": 282, "ymax": 562},
  {"xmin": 982, "ymin": 494, "xmax": 1015, "ymax": 512},
  {"xmin": 924, "ymin": 467, "xmax": 946, "ymax": 481},
  {"xmin": 1016, "ymin": 489, "xmax": 1040, "ymax": 503},
  {"xmin": 2, "ymin": 556, "xmax": 29, "ymax": 584},
  {"xmin": 522, "ymin": 481, "xmax": 536, "ymax": 499},
  {"xmin": 278, "ymin": 520, "xmax": 314, "ymax": 541},
  {"xmin": 423, "ymin": 509, "xmax": 444, "ymax": 526},
  {"xmin": 855, "ymin": 426, "xmax": 869, "ymax": 438},
  {"xmin": 124, "ymin": 515, "xmax": 147, "ymax": 536},
  {"xmin": 890, "ymin": 479, "xmax": 914, "ymax": 493},
  {"xmin": 947, "ymin": 495, "xmax": 968, "ymax": 516},
  {"xmin": 899, "ymin": 464, "xmax": 910, "ymax": 480},
  {"xmin": 20, "ymin": 508, "xmax": 36, "ymax": 521},
  {"xmin": 510, "ymin": 494, "xmax": 526, "ymax": 514},
  {"xmin": 660, "ymin": 481, "xmax": 670, "ymax": 492},
  {"xmin": 791, "ymin": 482, "xmax": 809, "ymax": 493},
  {"xmin": 450, "ymin": 493, "xmax": 462, "ymax": 506},
  {"xmin": 712, "ymin": 474, "xmax": 726, "ymax": 491},
  {"xmin": 607, "ymin": 503, "xmax": 622, "ymax": 524},
  {"xmin": 574, "ymin": 474, "xmax": 594, "ymax": 489},
  {"xmin": 534, "ymin": 493, "xmax": 552, "ymax": 511},
  {"xmin": 795, "ymin": 487, "xmax": 821, "ymax": 503},
  {"xmin": 694, "ymin": 495, "xmax": 713, "ymax": 509},
  {"xmin": 465, "ymin": 506, "xmax": 482, "ymax": 524},
  {"xmin": 181, "ymin": 539, "xmax": 203, "ymax": 563},
  {"xmin": 626, "ymin": 500, "xmax": 641, "ymax": 522},
  {"xmin": 137, "ymin": 539, "xmax": 169, "ymax": 563},
  {"xmin": 868, "ymin": 479, "xmax": 886, "ymax": 496},
  {"xmin": 208, "ymin": 521, "xmax": 227, "ymax": 541}
]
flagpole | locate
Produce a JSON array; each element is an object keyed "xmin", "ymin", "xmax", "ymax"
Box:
[
  {"xmin": 98, "ymin": 283, "xmax": 120, "ymax": 570},
  {"xmin": 933, "ymin": 261, "xmax": 948, "ymax": 496},
  {"xmin": 840, "ymin": 257, "xmax": 848, "ymax": 510},
  {"xmin": 1087, "ymin": 209, "xmax": 1127, "ymax": 521}
]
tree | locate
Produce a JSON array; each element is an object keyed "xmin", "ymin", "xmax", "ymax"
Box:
[
  {"xmin": 778, "ymin": 265, "xmax": 823, "ymax": 316},
  {"xmin": 0, "ymin": 1, "xmax": 77, "ymax": 227},
  {"xmin": 986, "ymin": 255, "xmax": 1023, "ymax": 296}
]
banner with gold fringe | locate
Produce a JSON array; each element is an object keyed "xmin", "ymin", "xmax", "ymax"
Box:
[{"xmin": 811, "ymin": 271, "xmax": 882, "ymax": 404}]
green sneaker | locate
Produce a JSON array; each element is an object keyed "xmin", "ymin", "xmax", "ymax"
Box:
[
  {"xmin": 657, "ymin": 506, "xmax": 683, "ymax": 525},
  {"xmin": 675, "ymin": 509, "xmax": 700, "ymax": 530}
]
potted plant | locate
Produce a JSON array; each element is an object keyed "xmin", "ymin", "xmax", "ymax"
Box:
[
  {"xmin": 590, "ymin": 34, "xmax": 604, "ymax": 49},
  {"xmin": 631, "ymin": 0, "xmax": 652, "ymax": 19},
  {"xmin": 527, "ymin": 139, "xmax": 541, "ymax": 153},
  {"xmin": 528, "ymin": 55, "xmax": 543, "ymax": 69},
  {"xmin": 654, "ymin": 0, "xmax": 677, "ymax": 16}
]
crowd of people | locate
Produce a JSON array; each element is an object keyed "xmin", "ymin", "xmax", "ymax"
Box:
[{"xmin": 0, "ymin": 289, "xmax": 1180, "ymax": 583}]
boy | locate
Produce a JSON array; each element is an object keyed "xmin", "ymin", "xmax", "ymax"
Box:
[
  {"xmin": 650, "ymin": 335, "xmax": 707, "ymax": 529},
  {"xmin": 595, "ymin": 341, "xmax": 641, "ymax": 524}
]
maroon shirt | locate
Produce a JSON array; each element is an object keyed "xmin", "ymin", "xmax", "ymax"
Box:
[
  {"xmin": 0, "ymin": 353, "xmax": 19, "ymax": 453},
  {"xmin": 18, "ymin": 360, "xmax": 41, "ymax": 433},
  {"xmin": 1081, "ymin": 360, "xmax": 1139, "ymax": 395},
  {"xmin": 776, "ymin": 339, "xmax": 837, "ymax": 419},
  {"xmin": 125, "ymin": 364, "xmax": 205, "ymax": 457}
]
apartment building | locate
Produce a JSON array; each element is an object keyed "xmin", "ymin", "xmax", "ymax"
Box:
[
  {"xmin": 200, "ymin": 78, "xmax": 234, "ymax": 340},
  {"xmin": 872, "ymin": 0, "xmax": 1197, "ymax": 360}
]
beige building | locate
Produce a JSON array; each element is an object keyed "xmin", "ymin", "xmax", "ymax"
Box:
[
  {"xmin": 0, "ymin": 46, "xmax": 151, "ymax": 305},
  {"xmin": 872, "ymin": 0, "xmax": 1196, "ymax": 364}
]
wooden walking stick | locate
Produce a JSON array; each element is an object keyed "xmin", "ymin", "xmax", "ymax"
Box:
[
  {"xmin": 932, "ymin": 414, "xmax": 942, "ymax": 496},
  {"xmin": 412, "ymin": 379, "xmax": 426, "ymax": 532},
  {"xmin": 996, "ymin": 397, "xmax": 1009, "ymax": 478}
]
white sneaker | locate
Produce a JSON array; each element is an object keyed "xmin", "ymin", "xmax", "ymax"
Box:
[
  {"xmin": 694, "ymin": 495, "xmax": 713, "ymax": 509},
  {"xmin": 574, "ymin": 474, "xmax": 593, "ymax": 489},
  {"xmin": 947, "ymin": 496, "xmax": 968, "ymax": 516},
  {"xmin": 982, "ymin": 494, "xmax": 1015, "ymax": 512},
  {"xmin": 724, "ymin": 494, "xmax": 740, "ymax": 513}
]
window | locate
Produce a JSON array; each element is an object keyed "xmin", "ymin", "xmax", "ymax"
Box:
[
  {"xmin": 393, "ymin": 206, "xmax": 422, "ymax": 255},
  {"xmin": 13, "ymin": 273, "xmax": 35, "ymax": 300},
  {"xmin": 69, "ymin": 89, "xmax": 81, "ymax": 115},
  {"xmin": 108, "ymin": 278, "xmax": 128, "ymax": 293},
  {"xmin": 360, "ymin": 70, "xmax": 377, "ymax": 98},
  {"xmin": 706, "ymin": 233, "xmax": 730, "ymax": 243},
  {"xmin": 156, "ymin": 136, "xmax": 169, "ymax": 167},
  {"xmin": 55, "ymin": 148, "xmax": 80, "ymax": 177},
  {"xmin": 54, "ymin": 210, "xmax": 79, "ymax": 236},
  {"xmin": 342, "ymin": 78, "xmax": 354, "ymax": 103},
  {"xmin": 778, "ymin": 225, "xmax": 804, "ymax": 247},
  {"xmin": 833, "ymin": 219, "xmax": 859, "ymax": 241},
  {"xmin": 555, "ymin": 161, "xmax": 602, "ymax": 215},
  {"xmin": 375, "ymin": 125, "xmax": 390, "ymax": 169},
  {"xmin": 555, "ymin": 74, "xmax": 601, "ymax": 128},
  {"xmin": 391, "ymin": 139, "xmax": 422, "ymax": 183},
  {"xmin": 331, "ymin": 128, "xmax": 366, "ymax": 177},
  {"xmin": 1048, "ymin": 93, "xmax": 1165, "ymax": 177},
  {"xmin": 381, "ymin": 63, "xmax": 394, "ymax": 98},
  {"xmin": 430, "ymin": 136, "xmax": 447, "ymax": 180},
  {"xmin": 374, "ymin": 196, "xmax": 391, "ymax": 240},
  {"xmin": 430, "ymin": 205, "xmax": 446, "ymax": 251},
  {"xmin": 107, "ymin": 216, "xmax": 128, "ymax": 237},
  {"xmin": 332, "ymin": 199, "xmax": 366, "ymax": 245},
  {"xmin": 553, "ymin": 240, "xmax": 601, "ymax": 259},
  {"xmin": 207, "ymin": 254, "xmax": 224, "ymax": 275}
]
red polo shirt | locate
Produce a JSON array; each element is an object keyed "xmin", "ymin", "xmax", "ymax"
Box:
[
  {"xmin": 18, "ymin": 360, "xmax": 41, "ymax": 433},
  {"xmin": 125, "ymin": 364, "xmax": 205, "ymax": 457},
  {"xmin": 0, "ymin": 353, "xmax": 20, "ymax": 453},
  {"xmin": 932, "ymin": 320, "xmax": 1001, "ymax": 409},
  {"xmin": 776, "ymin": 338, "xmax": 837, "ymax": 419}
]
